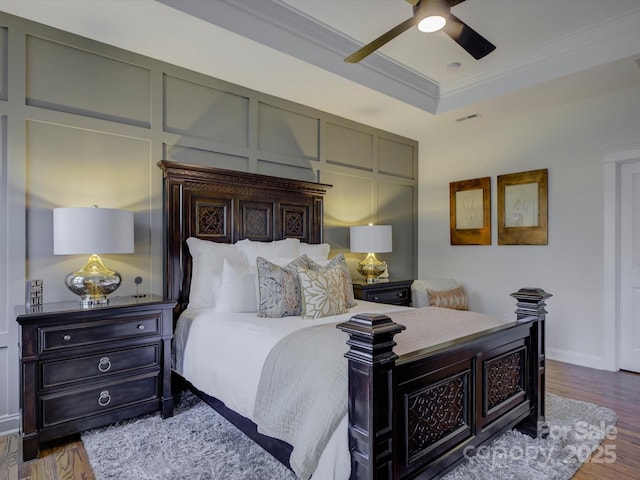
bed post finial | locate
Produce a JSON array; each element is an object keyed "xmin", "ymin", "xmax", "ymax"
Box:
[
  {"xmin": 337, "ymin": 314, "xmax": 405, "ymax": 480},
  {"xmin": 511, "ymin": 287, "xmax": 552, "ymax": 437}
]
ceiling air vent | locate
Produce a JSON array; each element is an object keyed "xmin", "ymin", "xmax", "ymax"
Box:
[{"xmin": 455, "ymin": 113, "xmax": 481, "ymax": 122}]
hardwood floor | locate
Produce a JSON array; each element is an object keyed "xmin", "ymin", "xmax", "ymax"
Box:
[
  {"xmin": 546, "ymin": 360, "xmax": 640, "ymax": 480},
  {"xmin": 2, "ymin": 435, "xmax": 94, "ymax": 480},
  {"xmin": 2, "ymin": 360, "xmax": 639, "ymax": 480}
]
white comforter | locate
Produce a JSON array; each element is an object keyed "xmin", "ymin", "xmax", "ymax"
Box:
[
  {"xmin": 174, "ymin": 303, "xmax": 505, "ymax": 479},
  {"xmin": 174, "ymin": 301, "xmax": 412, "ymax": 479}
]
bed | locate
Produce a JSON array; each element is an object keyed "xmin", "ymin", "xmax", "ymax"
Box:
[{"xmin": 158, "ymin": 160, "xmax": 551, "ymax": 480}]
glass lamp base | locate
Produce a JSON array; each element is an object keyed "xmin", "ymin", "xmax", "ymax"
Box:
[
  {"xmin": 357, "ymin": 253, "xmax": 388, "ymax": 283},
  {"xmin": 65, "ymin": 254, "xmax": 122, "ymax": 307}
]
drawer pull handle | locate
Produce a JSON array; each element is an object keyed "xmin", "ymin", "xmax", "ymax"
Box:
[
  {"xmin": 397, "ymin": 292, "xmax": 405, "ymax": 297},
  {"xmin": 63, "ymin": 334, "xmax": 71, "ymax": 342},
  {"xmin": 137, "ymin": 324, "xmax": 145, "ymax": 330},
  {"xmin": 97, "ymin": 357, "xmax": 112, "ymax": 373},
  {"xmin": 98, "ymin": 391, "xmax": 111, "ymax": 407},
  {"xmin": 371, "ymin": 296, "xmax": 379, "ymax": 301}
]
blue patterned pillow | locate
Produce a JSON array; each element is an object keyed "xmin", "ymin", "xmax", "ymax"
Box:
[{"xmin": 256, "ymin": 256, "xmax": 310, "ymax": 317}]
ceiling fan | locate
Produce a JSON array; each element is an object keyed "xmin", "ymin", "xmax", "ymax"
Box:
[{"xmin": 344, "ymin": 0, "xmax": 496, "ymax": 63}]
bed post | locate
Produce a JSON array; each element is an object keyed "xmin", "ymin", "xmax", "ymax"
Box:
[
  {"xmin": 510, "ymin": 287, "xmax": 552, "ymax": 437},
  {"xmin": 337, "ymin": 314, "xmax": 406, "ymax": 480}
]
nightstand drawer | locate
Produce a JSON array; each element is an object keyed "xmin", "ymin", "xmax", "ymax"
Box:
[
  {"xmin": 41, "ymin": 373, "xmax": 159, "ymax": 428},
  {"xmin": 41, "ymin": 315, "xmax": 160, "ymax": 352},
  {"xmin": 352, "ymin": 279, "xmax": 413, "ymax": 307},
  {"xmin": 41, "ymin": 344, "xmax": 160, "ymax": 389},
  {"xmin": 363, "ymin": 287, "xmax": 410, "ymax": 304}
]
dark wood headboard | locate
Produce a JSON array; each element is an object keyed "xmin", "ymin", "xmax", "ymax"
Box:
[{"xmin": 158, "ymin": 161, "xmax": 331, "ymax": 313}]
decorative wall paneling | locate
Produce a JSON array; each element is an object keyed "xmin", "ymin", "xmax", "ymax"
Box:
[
  {"xmin": 378, "ymin": 180, "xmax": 416, "ymax": 281},
  {"xmin": 0, "ymin": 20, "xmax": 16, "ymax": 433},
  {"xmin": 0, "ymin": 27, "xmax": 7, "ymax": 101},
  {"xmin": 163, "ymin": 75, "xmax": 249, "ymax": 147},
  {"xmin": 323, "ymin": 121, "xmax": 417, "ymax": 278},
  {"xmin": 0, "ymin": 10, "xmax": 417, "ymax": 434},
  {"xmin": 26, "ymin": 35, "xmax": 151, "ymax": 128}
]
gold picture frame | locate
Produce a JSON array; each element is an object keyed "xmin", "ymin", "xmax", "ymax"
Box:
[
  {"xmin": 497, "ymin": 168, "xmax": 548, "ymax": 245},
  {"xmin": 449, "ymin": 176, "xmax": 491, "ymax": 245}
]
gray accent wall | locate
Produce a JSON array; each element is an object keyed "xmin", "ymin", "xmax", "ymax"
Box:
[{"xmin": 0, "ymin": 11, "xmax": 417, "ymax": 434}]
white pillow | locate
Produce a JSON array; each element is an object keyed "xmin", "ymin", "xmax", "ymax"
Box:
[
  {"xmin": 299, "ymin": 242, "xmax": 331, "ymax": 264},
  {"xmin": 213, "ymin": 259, "xmax": 258, "ymax": 313},
  {"xmin": 235, "ymin": 238, "xmax": 300, "ymax": 269},
  {"xmin": 186, "ymin": 237, "xmax": 247, "ymax": 309}
]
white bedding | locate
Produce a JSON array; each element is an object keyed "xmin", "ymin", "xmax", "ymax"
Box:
[
  {"xmin": 174, "ymin": 301, "xmax": 413, "ymax": 479},
  {"xmin": 175, "ymin": 301, "xmax": 411, "ymax": 422},
  {"xmin": 174, "ymin": 302, "xmax": 506, "ymax": 479}
]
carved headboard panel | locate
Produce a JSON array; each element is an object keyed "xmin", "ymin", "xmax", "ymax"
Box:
[{"xmin": 158, "ymin": 161, "xmax": 331, "ymax": 313}]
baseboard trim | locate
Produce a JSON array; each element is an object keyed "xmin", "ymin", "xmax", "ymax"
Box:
[
  {"xmin": 546, "ymin": 348, "xmax": 611, "ymax": 371},
  {"xmin": 0, "ymin": 414, "xmax": 20, "ymax": 436}
]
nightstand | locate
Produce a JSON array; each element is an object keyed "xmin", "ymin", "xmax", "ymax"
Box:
[
  {"xmin": 16, "ymin": 295, "xmax": 176, "ymax": 461},
  {"xmin": 352, "ymin": 279, "xmax": 413, "ymax": 307}
]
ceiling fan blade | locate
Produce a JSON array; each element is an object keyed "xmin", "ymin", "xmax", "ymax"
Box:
[
  {"xmin": 345, "ymin": 16, "xmax": 416, "ymax": 63},
  {"xmin": 443, "ymin": 13, "xmax": 495, "ymax": 60}
]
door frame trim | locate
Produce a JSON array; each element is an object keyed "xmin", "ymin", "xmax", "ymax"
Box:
[{"xmin": 603, "ymin": 143, "xmax": 640, "ymax": 371}]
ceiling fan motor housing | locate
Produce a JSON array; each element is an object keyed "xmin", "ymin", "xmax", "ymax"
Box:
[{"xmin": 414, "ymin": 0, "xmax": 450, "ymax": 21}]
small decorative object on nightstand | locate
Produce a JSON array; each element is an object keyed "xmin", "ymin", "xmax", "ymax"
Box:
[
  {"xmin": 352, "ymin": 279, "xmax": 413, "ymax": 307},
  {"xmin": 16, "ymin": 295, "xmax": 176, "ymax": 461},
  {"xmin": 25, "ymin": 279, "xmax": 43, "ymax": 307}
]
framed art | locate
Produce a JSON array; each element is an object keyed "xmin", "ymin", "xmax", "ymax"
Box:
[
  {"xmin": 497, "ymin": 168, "xmax": 548, "ymax": 245},
  {"xmin": 449, "ymin": 176, "xmax": 491, "ymax": 245}
]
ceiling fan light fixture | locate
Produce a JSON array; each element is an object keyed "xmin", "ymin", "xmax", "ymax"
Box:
[
  {"xmin": 417, "ymin": 15, "xmax": 446, "ymax": 32},
  {"xmin": 345, "ymin": 0, "xmax": 495, "ymax": 64},
  {"xmin": 414, "ymin": 0, "xmax": 449, "ymax": 32}
]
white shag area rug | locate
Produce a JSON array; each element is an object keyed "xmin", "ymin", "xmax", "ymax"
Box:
[
  {"xmin": 82, "ymin": 393, "xmax": 295, "ymax": 480},
  {"xmin": 442, "ymin": 393, "xmax": 618, "ymax": 479},
  {"xmin": 82, "ymin": 393, "xmax": 617, "ymax": 480}
]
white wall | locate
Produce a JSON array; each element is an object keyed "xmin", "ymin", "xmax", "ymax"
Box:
[{"xmin": 417, "ymin": 82, "xmax": 640, "ymax": 370}]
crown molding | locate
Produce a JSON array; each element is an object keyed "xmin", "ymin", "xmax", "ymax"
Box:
[
  {"xmin": 158, "ymin": 0, "xmax": 441, "ymax": 113},
  {"xmin": 158, "ymin": 0, "xmax": 640, "ymax": 115},
  {"xmin": 437, "ymin": 8, "xmax": 640, "ymax": 112}
]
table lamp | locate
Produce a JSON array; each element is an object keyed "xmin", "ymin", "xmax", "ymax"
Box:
[
  {"xmin": 53, "ymin": 206, "xmax": 134, "ymax": 306},
  {"xmin": 350, "ymin": 224, "xmax": 392, "ymax": 283}
]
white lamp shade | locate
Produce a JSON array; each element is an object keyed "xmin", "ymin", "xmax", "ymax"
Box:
[
  {"xmin": 350, "ymin": 225, "xmax": 392, "ymax": 253},
  {"xmin": 54, "ymin": 207, "xmax": 134, "ymax": 255}
]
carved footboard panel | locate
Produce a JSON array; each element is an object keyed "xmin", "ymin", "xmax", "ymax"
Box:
[
  {"xmin": 395, "ymin": 325, "xmax": 532, "ymax": 479},
  {"xmin": 338, "ymin": 288, "xmax": 550, "ymax": 480}
]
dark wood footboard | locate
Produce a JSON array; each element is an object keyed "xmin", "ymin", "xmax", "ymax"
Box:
[{"xmin": 337, "ymin": 288, "xmax": 551, "ymax": 480}]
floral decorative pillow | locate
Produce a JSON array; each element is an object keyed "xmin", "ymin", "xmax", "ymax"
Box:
[
  {"xmin": 305, "ymin": 252, "xmax": 357, "ymax": 308},
  {"xmin": 426, "ymin": 285, "xmax": 469, "ymax": 311},
  {"xmin": 256, "ymin": 256, "xmax": 310, "ymax": 317},
  {"xmin": 297, "ymin": 266, "xmax": 347, "ymax": 319}
]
